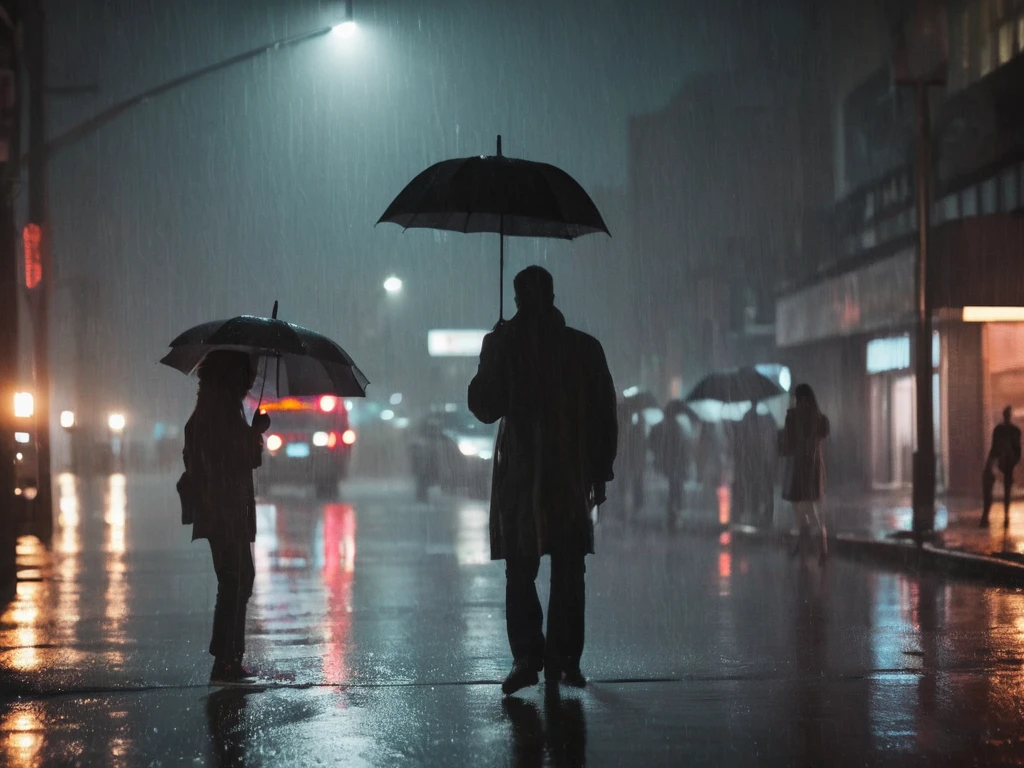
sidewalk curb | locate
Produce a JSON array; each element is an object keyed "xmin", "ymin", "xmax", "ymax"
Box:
[{"xmin": 648, "ymin": 515, "xmax": 1024, "ymax": 586}]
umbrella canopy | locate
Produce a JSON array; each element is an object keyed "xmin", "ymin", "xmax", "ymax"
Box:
[
  {"xmin": 685, "ymin": 367, "xmax": 784, "ymax": 405},
  {"xmin": 159, "ymin": 302, "xmax": 369, "ymax": 398},
  {"xmin": 377, "ymin": 135, "xmax": 609, "ymax": 319}
]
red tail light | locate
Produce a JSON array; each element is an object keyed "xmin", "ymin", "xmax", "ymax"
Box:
[
  {"xmin": 327, "ymin": 431, "xmax": 338, "ymax": 449},
  {"xmin": 341, "ymin": 429, "xmax": 357, "ymax": 446}
]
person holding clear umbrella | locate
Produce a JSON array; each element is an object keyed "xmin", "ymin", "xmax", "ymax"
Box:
[{"xmin": 779, "ymin": 384, "xmax": 830, "ymax": 563}]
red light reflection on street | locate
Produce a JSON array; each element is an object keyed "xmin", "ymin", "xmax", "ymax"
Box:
[
  {"xmin": 717, "ymin": 485, "xmax": 731, "ymax": 526},
  {"xmin": 322, "ymin": 503, "xmax": 356, "ymax": 688}
]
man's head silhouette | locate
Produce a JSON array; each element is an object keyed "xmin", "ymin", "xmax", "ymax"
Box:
[{"xmin": 513, "ymin": 266, "xmax": 555, "ymax": 316}]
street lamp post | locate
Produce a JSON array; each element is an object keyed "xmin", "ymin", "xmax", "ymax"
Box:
[
  {"xmin": 893, "ymin": 1, "xmax": 947, "ymax": 538},
  {"xmin": 16, "ymin": 10, "xmax": 356, "ymax": 539}
]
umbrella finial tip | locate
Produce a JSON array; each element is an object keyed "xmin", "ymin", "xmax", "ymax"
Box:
[
  {"xmin": 272, "ymin": 300, "xmax": 279, "ymax": 320},
  {"xmin": 496, "ymin": 135, "xmax": 502, "ymax": 156}
]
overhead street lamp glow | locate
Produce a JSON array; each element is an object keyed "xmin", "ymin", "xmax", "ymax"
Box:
[
  {"xmin": 383, "ymin": 276, "xmax": 403, "ymax": 294},
  {"xmin": 60, "ymin": 410, "xmax": 75, "ymax": 429},
  {"xmin": 331, "ymin": 21, "xmax": 358, "ymax": 38},
  {"xmin": 14, "ymin": 391, "xmax": 33, "ymax": 418},
  {"xmin": 108, "ymin": 413, "xmax": 126, "ymax": 433}
]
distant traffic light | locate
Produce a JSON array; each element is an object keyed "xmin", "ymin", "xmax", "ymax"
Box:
[{"xmin": 22, "ymin": 223, "xmax": 41, "ymax": 289}]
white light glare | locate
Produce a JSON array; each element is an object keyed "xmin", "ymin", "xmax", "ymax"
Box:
[
  {"xmin": 313, "ymin": 431, "xmax": 330, "ymax": 447},
  {"xmin": 380, "ymin": 409, "xmax": 395, "ymax": 421},
  {"xmin": 108, "ymin": 413, "xmax": 126, "ymax": 432},
  {"xmin": 14, "ymin": 392, "xmax": 33, "ymax": 418},
  {"xmin": 60, "ymin": 410, "xmax": 76, "ymax": 429},
  {"xmin": 332, "ymin": 20, "xmax": 357, "ymax": 38},
  {"xmin": 383, "ymin": 276, "xmax": 403, "ymax": 294},
  {"xmin": 390, "ymin": 393, "xmax": 403, "ymax": 405},
  {"xmin": 14, "ymin": 432, "xmax": 30, "ymax": 444}
]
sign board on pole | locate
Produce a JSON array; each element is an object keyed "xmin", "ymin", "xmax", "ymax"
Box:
[{"xmin": 428, "ymin": 329, "xmax": 488, "ymax": 357}]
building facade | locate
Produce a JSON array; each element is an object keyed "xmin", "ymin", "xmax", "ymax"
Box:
[{"xmin": 777, "ymin": 0, "xmax": 1024, "ymax": 494}]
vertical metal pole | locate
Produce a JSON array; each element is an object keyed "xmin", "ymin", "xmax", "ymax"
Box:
[
  {"xmin": 912, "ymin": 80, "xmax": 936, "ymax": 535},
  {"xmin": 26, "ymin": 0, "xmax": 51, "ymax": 542},
  {"xmin": 0, "ymin": 0, "xmax": 20, "ymax": 598},
  {"xmin": 499, "ymin": 221, "xmax": 504, "ymax": 322}
]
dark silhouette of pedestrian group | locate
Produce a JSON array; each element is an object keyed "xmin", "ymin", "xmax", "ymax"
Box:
[{"xmin": 179, "ymin": 264, "xmax": 831, "ymax": 696}]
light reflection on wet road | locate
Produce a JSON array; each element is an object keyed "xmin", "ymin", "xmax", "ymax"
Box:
[{"xmin": 2, "ymin": 473, "xmax": 1024, "ymax": 765}]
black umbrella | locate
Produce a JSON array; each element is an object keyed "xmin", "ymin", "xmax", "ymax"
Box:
[
  {"xmin": 159, "ymin": 301, "xmax": 369, "ymax": 399},
  {"xmin": 685, "ymin": 367, "xmax": 784, "ymax": 405},
  {"xmin": 377, "ymin": 135, "xmax": 610, "ymax": 320}
]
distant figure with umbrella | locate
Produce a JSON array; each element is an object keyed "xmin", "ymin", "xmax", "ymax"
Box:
[
  {"xmin": 616, "ymin": 398, "xmax": 649, "ymax": 513},
  {"xmin": 649, "ymin": 400, "xmax": 690, "ymax": 517},
  {"xmin": 182, "ymin": 351, "xmax": 270, "ymax": 685},
  {"xmin": 468, "ymin": 266, "xmax": 618, "ymax": 695},
  {"xmin": 779, "ymin": 384, "xmax": 830, "ymax": 563},
  {"xmin": 163, "ymin": 302, "xmax": 368, "ymax": 684},
  {"xmin": 732, "ymin": 402, "xmax": 779, "ymax": 526},
  {"xmin": 686, "ymin": 367, "xmax": 784, "ymax": 517}
]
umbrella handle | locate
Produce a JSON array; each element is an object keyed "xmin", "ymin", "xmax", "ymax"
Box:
[
  {"xmin": 272, "ymin": 300, "xmax": 279, "ymax": 320},
  {"xmin": 254, "ymin": 354, "xmax": 269, "ymax": 418}
]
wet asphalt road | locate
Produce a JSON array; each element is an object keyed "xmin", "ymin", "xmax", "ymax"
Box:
[{"xmin": 4, "ymin": 473, "xmax": 1024, "ymax": 766}]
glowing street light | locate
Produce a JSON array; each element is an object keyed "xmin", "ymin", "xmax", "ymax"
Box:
[
  {"xmin": 108, "ymin": 413, "xmax": 126, "ymax": 433},
  {"xmin": 331, "ymin": 20, "xmax": 357, "ymax": 38},
  {"xmin": 60, "ymin": 410, "xmax": 75, "ymax": 429},
  {"xmin": 14, "ymin": 391, "xmax": 33, "ymax": 419},
  {"xmin": 383, "ymin": 275, "xmax": 403, "ymax": 295}
]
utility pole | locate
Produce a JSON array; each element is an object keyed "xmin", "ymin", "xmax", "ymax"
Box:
[
  {"xmin": 893, "ymin": 1, "xmax": 947, "ymax": 538},
  {"xmin": 0, "ymin": 0, "xmax": 20, "ymax": 599},
  {"xmin": 24, "ymin": 0, "xmax": 49, "ymax": 543}
]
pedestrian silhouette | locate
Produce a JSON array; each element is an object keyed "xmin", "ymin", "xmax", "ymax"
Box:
[
  {"xmin": 733, "ymin": 403, "xmax": 778, "ymax": 526},
  {"xmin": 181, "ymin": 350, "xmax": 271, "ymax": 685},
  {"xmin": 469, "ymin": 266, "xmax": 618, "ymax": 695},
  {"xmin": 616, "ymin": 402, "xmax": 647, "ymax": 513},
  {"xmin": 779, "ymin": 384, "xmax": 830, "ymax": 563},
  {"xmin": 981, "ymin": 405, "xmax": 1022, "ymax": 529},
  {"xmin": 649, "ymin": 401, "xmax": 688, "ymax": 517}
]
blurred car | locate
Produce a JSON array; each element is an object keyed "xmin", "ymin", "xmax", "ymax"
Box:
[
  {"xmin": 253, "ymin": 395, "xmax": 356, "ymax": 498},
  {"xmin": 409, "ymin": 406, "xmax": 497, "ymax": 501}
]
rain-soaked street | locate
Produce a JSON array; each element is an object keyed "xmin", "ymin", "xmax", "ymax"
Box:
[{"xmin": 1, "ymin": 473, "xmax": 1024, "ymax": 766}]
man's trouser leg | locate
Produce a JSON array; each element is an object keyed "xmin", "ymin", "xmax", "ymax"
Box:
[
  {"xmin": 546, "ymin": 554, "xmax": 586, "ymax": 669},
  {"xmin": 505, "ymin": 557, "xmax": 544, "ymax": 665},
  {"xmin": 1005, "ymin": 470, "xmax": 1015, "ymax": 524}
]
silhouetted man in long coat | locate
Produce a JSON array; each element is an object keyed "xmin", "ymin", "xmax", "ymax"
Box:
[{"xmin": 469, "ymin": 266, "xmax": 617, "ymax": 695}]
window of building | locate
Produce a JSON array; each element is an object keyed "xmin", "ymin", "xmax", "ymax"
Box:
[
  {"xmin": 962, "ymin": 185, "xmax": 979, "ymax": 217},
  {"xmin": 1001, "ymin": 166, "xmax": 1019, "ymax": 211},
  {"xmin": 982, "ymin": 177, "xmax": 999, "ymax": 213},
  {"xmin": 999, "ymin": 20, "xmax": 1016, "ymax": 63},
  {"xmin": 942, "ymin": 193, "xmax": 961, "ymax": 222},
  {"xmin": 981, "ymin": 0, "xmax": 996, "ymax": 75}
]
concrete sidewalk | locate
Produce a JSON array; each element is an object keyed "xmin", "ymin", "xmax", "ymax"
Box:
[{"xmin": 613, "ymin": 478, "xmax": 1024, "ymax": 585}]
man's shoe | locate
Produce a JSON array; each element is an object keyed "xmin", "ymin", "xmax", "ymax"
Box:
[
  {"xmin": 560, "ymin": 666, "xmax": 587, "ymax": 689},
  {"xmin": 502, "ymin": 660, "xmax": 541, "ymax": 696},
  {"xmin": 210, "ymin": 660, "xmax": 259, "ymax": 686}
]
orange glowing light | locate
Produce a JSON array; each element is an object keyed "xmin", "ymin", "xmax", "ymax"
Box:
[
  {"xmin": 22, "ymin": 223, "xmax": 41, "ymax": 289},
  {"xmin": 327, "ymin": 431, "xmax": 338, "ymax": 449},
  {"xmin": 341, "ymin": 429, "xmax": 356, "ymax": 446},
  {"xmin": 260, "ymin": 398, "xmax": 308, "ymax": 412},
  {"xmin": 717, "ymin": 485, "xmax": 731, "ymax": 526}
]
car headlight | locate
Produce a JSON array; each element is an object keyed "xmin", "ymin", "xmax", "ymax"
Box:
[{"xmin": 458, "ymin": 440, "xmax": 478, "ymax": 457}]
